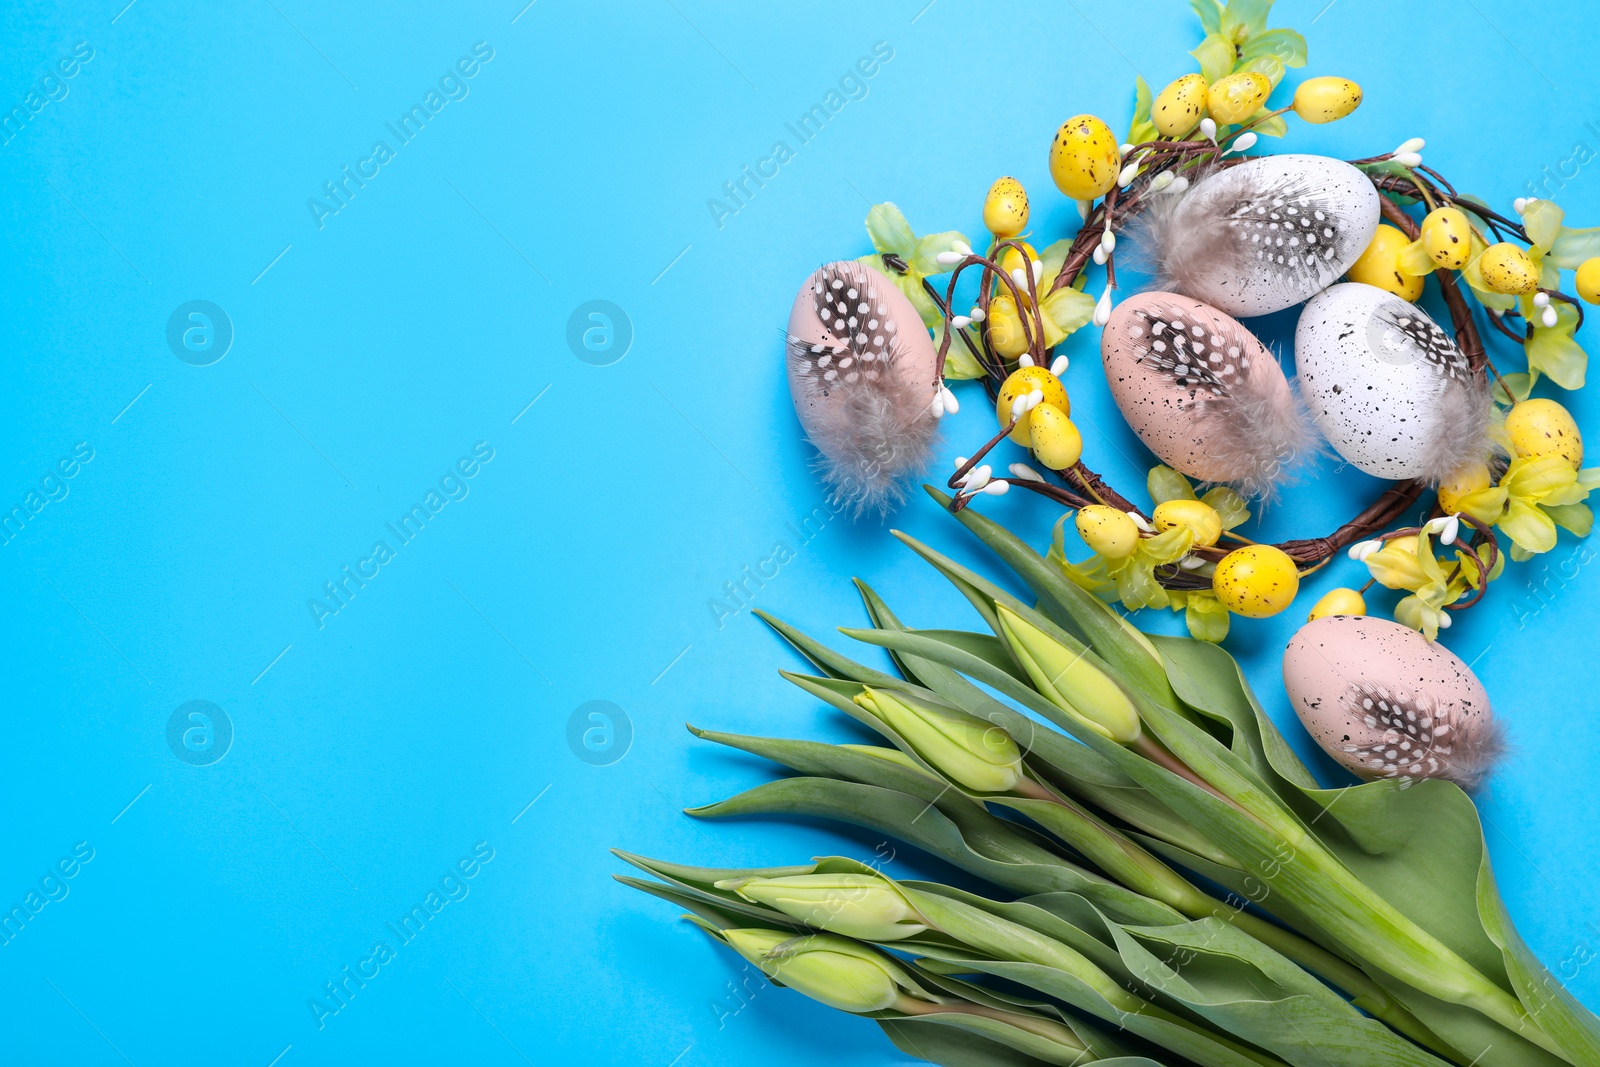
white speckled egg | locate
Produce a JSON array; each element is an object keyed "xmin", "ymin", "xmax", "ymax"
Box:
[
  {"xmin": 1153, "ymin": 154, "xmax": 1381, "ymax": 317},
  {"xmin": 1296, "ymin": 282, "xmax": 1490, "ymax": 482},
  {"xmin": 1282, "ymin": 614, "xmax": 1503, "ymax": 788},
  {"xmin": 785, "ymin": 261, "xmax": 939, "ymax": 511},
  {"xmin": 1101, "ymin": 292, "xmax": 1311, "ymax": 496}
]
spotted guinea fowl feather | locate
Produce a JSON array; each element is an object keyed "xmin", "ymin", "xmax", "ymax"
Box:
[
  {"xmin": 1123, "ymin": 300, "xmax": 1319, "ymax": 500},
  {"xmin": 787, "ymin": 263, "xmax": 937, "ymax": 516},
  {"xmin": 1127, "ymin": 164, "xmax": 1364, "ymax": 311},
  {"xmin": 1370, "ymin": 299, "xmax": 1496, "ymax": 484},
  {"xmin": 1338, "ymin": 682, "xmax": 1505, "ymax": 790}
]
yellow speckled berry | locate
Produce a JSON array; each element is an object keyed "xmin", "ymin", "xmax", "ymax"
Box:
[
  {"xmin": 1421, "ymin": 207, "xmax": 1472, "ymax": 270},
  {"xmin": 995, "ymin": 365, "xmax": 1069, "ymax": 444},
  {"xmin": 1506, "ymin": 398, "xmax": 1583, "ymax": 468},
  {"xmin": 983, "ymin": 177, "xmax": 1030, "ymax": 239},
  {"xmin": 1212, "ymin": 544, "xmax": 1299, "ymax": 618},
  {"xmin": 1048, "ymin": 114, "xmax": 1120, "ymax": 201},
  {"xmin": 1576, "ymin": 257, "xmax": 1600, "ymax": 304},
  {"xmin": 1152, "ymin": 74, "xmax": 1209, "ymax": 137},
  {"xmin": 1348, "ymin": 224, "xmax": 1424, "ymax": 301},
  {"xmin": 1478, "ymin": 243, "xmax": 1540, "ymax": 295},
  {"xmin": 1291, "ymin": 77, "xmax": 1362, "ymax": 124},
  {"xmin": 1076, "ymin": 505, "xmax": 1140, "ymax": 559},
  {"xmin": 1207, "ymin": 72, "xmax": 1272, "ymax": 125},
  {"xmin": 1437, "ymin": 462, "xmax": 1492, "ymax": 513},
  {"xmin": 1307, "ymin": 587, "xmax": 1366, "ymax": 622},
  {"xmin": 1028, "ymin": 403, "xmax": 1083, "ymax": 470},
  {"xmin": 1152, "ymin": 499, "xmax": 1223, "ymax": 547},
  {"xmin": 986, "ymin": 296, "xmax": 1029, "ymax": 360}
]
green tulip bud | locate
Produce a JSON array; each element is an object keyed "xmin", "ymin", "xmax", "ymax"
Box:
[
  {"xmin": 720, "ymin": 929, "xmax": 914, "ymax": 1013},
  {"xmin": 717, "ymin": 873, "xmax": 928, "ymax": 941},
  {"xmin": 994, "ymin": 604, "xmax": 1141, "ymax": 743},
  {"xmin": 853, "ymin": 688, "xmax": 1024, "ymax": 793}
]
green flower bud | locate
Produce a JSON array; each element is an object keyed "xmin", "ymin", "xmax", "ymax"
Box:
[
  {"xmin": 853, "ymin": 688, "xmax": 1024, "ymax": 793},
  {"xmin": 721, "ymin": 929, "xmax": 912, "ymax": 1013},
  {"xmin": 995, "ymin": 604, "xmax": 1141, "ymax": 743},
  {"xmin": 717, "ymin": 873, "xmax": 928, "ymax": 941}
]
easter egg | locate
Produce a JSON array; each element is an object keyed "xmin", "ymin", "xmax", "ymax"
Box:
[
  {"xmin": 1152, "ymin": 74, "xmax": 1209, "ymax": 137},
  {"xmin": 1282, "ymin": 614, "xmax": 1503, "ymax": 788},
  {"xmin": 1049, "ymin": 114, "xmax": 1121, "ymax": 201},
  {"xmin": 786, "ymin": 261, "xmax": 939, "ymax": 509},
  {"xmin": 1101, "ymin": 292, "xmax": 1311, "ymax": 496},
  {"xmin": 1143, "ymin": 154, "xmax": 1381, "ymax": 318},
  {"xmin": 1295, "ymin": 282, "xmax": 1491, "ymax": 483}
]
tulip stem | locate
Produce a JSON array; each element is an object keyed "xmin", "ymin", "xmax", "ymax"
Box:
[{"xmin": 894, "ymin": 995, "xmax": 1090, "ymax": 1057}]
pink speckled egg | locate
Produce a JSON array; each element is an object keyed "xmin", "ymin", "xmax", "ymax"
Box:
[
  {"xmin": 1282, "ymin": 614, "xmax": 1503, "ymax": 789},
  {"xmin": 1100, "ymin": 292, "xmax": 1307, "ymax": 495},
  {"xmin": 785, "ymin": 261, "xmax": 939, "ymax": 510}
]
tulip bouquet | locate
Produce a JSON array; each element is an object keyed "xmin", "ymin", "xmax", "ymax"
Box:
[{"xmin": 618, "ymin": 494, "xmax": 1599, "ymax": 1067}]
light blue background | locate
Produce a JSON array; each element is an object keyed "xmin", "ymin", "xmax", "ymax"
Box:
[{"xmin": 3, "ymin": 1, "xmax": 1597, "ymax": 1063}]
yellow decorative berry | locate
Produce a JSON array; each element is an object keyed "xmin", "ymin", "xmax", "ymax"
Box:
[
  {"xmin": 995, "ymin": 365, "xmax": 1069, "ymax": 444},
  {"xmin": 1212, "ymin": 545, "xmax": 1300, "ymax": 619},
  {"xmin": 983, "ymin": 177, "xmax": 1030, "ymax": 239},
  {"xmin": 1348, "ymin": 224, "xmax": 1424, "ymax": 301},
  {"xmin": 1478, "ymin": 243, "xmax": 1540, "ymax": 295},
  {"xmin": 1421, "ymin": 207, "xmax": 1472, "ymax": 270},
  {"xmin": 1207, "ymin": 72, "xmax": 1272, "ymax": 125},
  {"xmin": 1506, "ymin": 398, "xmax": 1583, "ymax": 468},
  {"xmin": 1576, "ymin": 257, "xmax": 1600, "ymax": 304},
  {"xmin": 1152, "ymin": 499, "xmax": 1223, "ymax": 547},
  {"xmin": 1437, "ymin": 462, "xmax": 1492, "ymax": 513},
  {"xmin": 1048, "ymin": 114, "xmax": 1121, "ymax": 201},
  {"xmin": 1307, "ymin": 587, "xmax": 1367, "ymax": 622},
  {"xmin": 986, "ymin": 296, "xmax": 1029, "ymax": 360},
  {"xmin": 1291, "ymin": 77, "xmax": 1363, "ymax": 124},
  {"xmin": 1152, "ymin": 74, "xmax": 1209, "ymax": 137},
  {"xmin": 1028, "ymin": 403, "xmax": 1083, "ymax": 470},
  {"xmin": 1076, "ymin": 505, "xmax": 1140, "ymax": 560}
]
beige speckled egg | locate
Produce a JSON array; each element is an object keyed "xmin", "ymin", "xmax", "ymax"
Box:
[
  {"xmin": 1100, "ymin": 292, "xmax": 1298, "ymax": 486},
  {"xmin": 785, "ymin": 261, "xmax": 940, "ymax": 509},
  {"xmin": 1282, "ymin": 615, "xmax": 1503, "ymax": 789}
]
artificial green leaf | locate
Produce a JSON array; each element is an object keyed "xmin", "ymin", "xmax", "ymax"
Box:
[
  {"xmin": 1184, "ymin": 592, "xmax": 1231, "ymax": 643},
  {"xmin": 1148, "ymin": 465, "xmax": 1198, "ymax": 505},
  {"xmin": 1524, "ymin": 301, "xmax": 1587, "ymax": 390},
  {"xmin": 1241, "ymin": 107, "xmax": 1288, "ymax": 138},
  {"xmin": 1115, "ymin": 562, "xmax": 1169, "ymax": 611},
  {"xmin": 866, "ymin": 202, "xmax": 916, "ymax": 256},
  {"xmin": 943, "ymin": 342, "xmax": 988, "ymax": 380},
  {"xmin": 1499, "ymin": 498, "xmax": 1559, "ymax": 554},
  {"xmin": 1190, "ymin": 0, "xmax": 1225, "ymax": 35},
  {"xmin": 1138, "ymin": 526, "xmax": 1195, "ymax": 568},
  {"xmin": 1200, "ymin": 486, "xmax": 1250, "ymax": 529},
  {"xmin": 1238, "ymin": 27, "xmax": 1307, "ymax": 68},
  {"xmin": 916, "ymin": 230, "xmax": 972, "ymax": 277},
  {"xmin": 1492, "ymin": 371, "xmax": 1535, "ymax": 405},
  {"xmin": 1220, "ymin": 0, "xmax": 1273, "ymax": 41},
  {"xmin": 1523, "ymin": 199, "xmax": 1566, "ymax": 249},
  {"xmin": 860, "ymin": 253, "xmax": 945, "ymax": 329},
  {"xmin": 1545, "ymin": 502, "xmax": 1593, "ymax": 536},
  {"xmin": 1040, "ymin": 288, "xmax": 1097, "ymax": 348},
  {"xmin": 1127, "ymin": 75, "xmax": 1157, "ymax": 147},
  {"xmin": 1191, "ymin": 33, "xmax": 1235, "ymax": 84},
  {"xmin": 1549, "ymin": 224, "xmax": 1600, "ymax": 270},
  {"xmin": 1397, "ymin": 238, "xmax": 1437, "ymax": 277}
]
